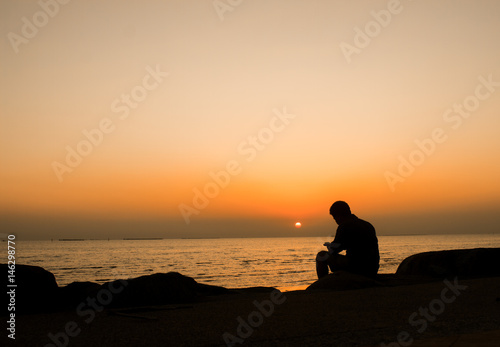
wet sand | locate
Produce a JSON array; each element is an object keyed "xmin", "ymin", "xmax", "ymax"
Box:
[{"xmin": 13, "ymin": 276, "xmax": 500, "ymax": 346}]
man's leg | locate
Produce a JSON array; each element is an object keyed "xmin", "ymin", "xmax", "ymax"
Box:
[
  {"xmin": 316, "ymin": 251, "xmax": 330, "ymax": 279},
  {"xmin": 327, "ymin": 253, "xmax": 349, "ymax": 273},
  {"xmin": 316, "ymin": 252, "xmax": 351, "ymax": 279}
]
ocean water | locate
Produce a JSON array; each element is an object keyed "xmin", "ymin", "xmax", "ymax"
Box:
[{"xmin": 15, "ymin": 234, "xmax": 500, "ymax": 289}]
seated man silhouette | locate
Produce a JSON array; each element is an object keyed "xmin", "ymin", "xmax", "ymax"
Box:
[{"xmin": 316, "ymin": 201, "xmax": 380, "ymax": 279}]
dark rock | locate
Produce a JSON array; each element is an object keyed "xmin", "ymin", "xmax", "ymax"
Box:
[
  {"xmin": 230, "ymin": 286, "xmax": 280, "ymax": 294},
  {"xmin": 396, "ymin": 248, "xmax": 500, "ymax": 278},
  {"xmin": 306, "ymin": 271, "xmax": 380, "ymax": 291},
  {"xmin": 195, "ymin": 282, "xmax": 231, "ymax": 296},
  {"xmin": 1, "ymin": 264, "xmax": 58, "ymax": 314},
  {"xmin": 59, "ymin": 281, "xmax": 101, "ymax": 308},
  {"xmin": 102, "ymin": 272, "xmax": 199, "ymax": 308},
  {"xmin": 373, "ymin": 273, "xmax": 437, "ymax": 287}
]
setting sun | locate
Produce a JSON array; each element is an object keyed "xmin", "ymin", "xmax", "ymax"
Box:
[{"xmin": 295, "ymin": 222, "xmax": 302, "ymax": 228}]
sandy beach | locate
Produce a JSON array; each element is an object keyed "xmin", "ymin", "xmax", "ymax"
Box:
[{"xmin": 12, "ymin": 275, "xmax": 500, "ymax": 347}]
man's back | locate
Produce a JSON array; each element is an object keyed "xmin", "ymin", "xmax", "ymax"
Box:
[{"xmin": 333, "ymin": 214, "xmax": 380, "ymax": 276}]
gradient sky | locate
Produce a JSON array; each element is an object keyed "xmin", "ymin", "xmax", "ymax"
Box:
[{"xmin": 1, "ymin": 0, "xmax": 500, "ymax": 239}]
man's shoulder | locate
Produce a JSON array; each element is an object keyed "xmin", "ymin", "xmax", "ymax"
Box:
[
  {"xmin": 337, "ymin": 215, "xmax": 375, "ymax": 232},
  {"xmin": 350, "ymin": 215, "xmax": 375, "ymax": 230}
]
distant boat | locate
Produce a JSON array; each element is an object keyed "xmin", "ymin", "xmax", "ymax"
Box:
[{"xmin": 123, "ymin": 238, "xmax": 163, "ymax": 240}]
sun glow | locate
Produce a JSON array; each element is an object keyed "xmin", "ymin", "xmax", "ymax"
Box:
[{"xmin": 295, "ymin": 222, "xmax": 302, "ymax": 228}]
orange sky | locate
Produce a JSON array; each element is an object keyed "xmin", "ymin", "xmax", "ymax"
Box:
[{"xmin": 1, "ymin": 0, "xmax": 500, "ymax": 239}]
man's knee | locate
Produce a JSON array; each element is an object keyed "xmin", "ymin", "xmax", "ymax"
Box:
[{"xmin": 316, "ymin": 251, "xmax": 330, "ymax": 262}]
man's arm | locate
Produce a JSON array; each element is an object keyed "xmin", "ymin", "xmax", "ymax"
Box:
[
  {"xmin": 324, "ymin": 226, "xmax": 346, "ymax": 254},
  {"xmin": 323, "ymin": 241, "xmax": 342, "ymax": 254}
]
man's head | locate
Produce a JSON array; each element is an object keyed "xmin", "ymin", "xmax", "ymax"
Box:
[{"xmin": 329, "ymin": 201, "xmax": 351, "ymax": 225}]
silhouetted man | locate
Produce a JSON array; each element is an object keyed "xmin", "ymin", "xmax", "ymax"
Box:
[{"xmin": 316, "ymin": 201, "xmax": 379, "ymax": 279}]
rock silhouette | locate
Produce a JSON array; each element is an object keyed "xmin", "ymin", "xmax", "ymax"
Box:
[
  {"xmin": 2, "ymin": 264, "xmax": 58, "ymax": 313},
  {"xmin": 396, "ymin": 248, "xmax": 500, "ymax": 278},
  {"xmin": 103, "ymin": 272, "xmax": 201, "ymax": 307},
  {"xmin": 59, "ymin": 281, "xmax": 102, "ymax": 308},
  {"xmin": 306, "ymin": 270, "xmax": 380, "ymax": 291}
]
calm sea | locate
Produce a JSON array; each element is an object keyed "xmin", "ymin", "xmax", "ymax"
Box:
[{"xmin": 14, "ymin": 234, "xmax": 500, "ymax": 290}]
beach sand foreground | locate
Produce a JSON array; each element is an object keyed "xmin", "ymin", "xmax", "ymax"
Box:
[{"xmin": 11, "ymin": 276, "xmax": 500, "ymax": 346}]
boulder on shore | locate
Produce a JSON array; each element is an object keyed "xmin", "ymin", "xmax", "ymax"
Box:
[
  {"xmin": 1, "ymin": 264, "xmax": 58, "ymax": 313},
  {"xmin": 396, "ymin": 248, "xmax": 500, "ymax": 278},
  {"xmin": 103, "ymin": 272, "xmax": 208, "ymax": 308},
  {"xmin": 59, "ymin": 281, "xmax": 102, "ymax": 308},
  {"xmin": 306, "ymin": 271, "xmax": 380, "ymax": 291}
]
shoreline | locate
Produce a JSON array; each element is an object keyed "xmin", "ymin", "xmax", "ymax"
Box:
[{"xmin": 17, "ymin": 234, "xmax": 500, "ymax": 289}]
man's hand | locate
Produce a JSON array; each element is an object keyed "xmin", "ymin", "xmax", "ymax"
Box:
[
  {"xmin": 323, "ymin": 242, "xmax": 333, "ymax": 254},
  {"xmin": 324, "ymin": 242, "xmax": 341, "ymax": 254}
]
